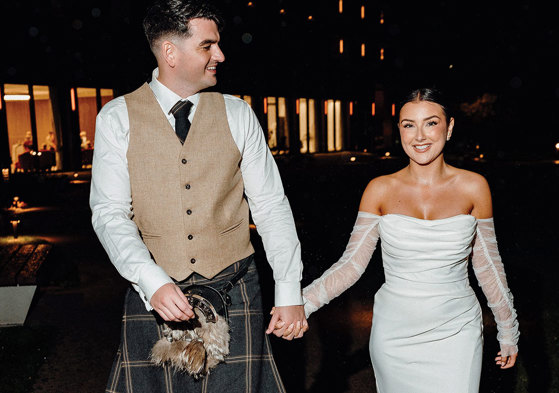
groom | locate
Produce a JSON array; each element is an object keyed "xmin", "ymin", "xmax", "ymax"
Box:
[{"xmin": 90, "ymin": 0, "xmax": 307, "ymax": 391}]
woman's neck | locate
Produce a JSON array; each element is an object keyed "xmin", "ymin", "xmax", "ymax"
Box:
[{"xmin": 406, "ymin": 155, "xmax": 449, "ymax": 185}]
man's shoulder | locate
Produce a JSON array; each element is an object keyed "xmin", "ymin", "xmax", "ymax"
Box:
[
  {"xmin": 98, "ymin": 95, "xmax": 127, "ymax": 118},
  {"xmin": 222, "ymin": 94, "xmax": 251, "ymax": 113}
]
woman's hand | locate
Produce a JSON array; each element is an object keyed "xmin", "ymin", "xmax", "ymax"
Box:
[{"xmin": 495, "ymin": 351, "xmax": 518, "ymax": 369}]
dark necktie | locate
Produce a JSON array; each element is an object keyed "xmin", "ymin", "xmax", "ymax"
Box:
[{"xmin": 170, "ymin": 100, "xmax": 193, "ymax": 144}]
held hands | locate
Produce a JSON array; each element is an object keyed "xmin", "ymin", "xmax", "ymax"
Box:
[
  {"xmin": 495, "ymin": 351, "xmax": 518, "ymax": 369},
  {"xmin": 150, "ymin": 283, "xmax": 195, "ymax": 322},
  {"xmin": 266, "ymin": 306, "xmax": 309, "ymax": 340}
]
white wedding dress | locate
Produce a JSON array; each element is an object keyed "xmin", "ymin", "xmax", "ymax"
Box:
[{"xmin": 303, "ymin": 212, "xmax": 519, "ymax": 393}]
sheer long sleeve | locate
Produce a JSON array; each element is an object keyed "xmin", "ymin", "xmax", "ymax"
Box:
[
  {"xmin": 472, "ymin": 218, "xmax": 519, "ymax": 356},
  {"xmin": 302, "ymin": 212, "xmax": 380, "ymax": 318}
]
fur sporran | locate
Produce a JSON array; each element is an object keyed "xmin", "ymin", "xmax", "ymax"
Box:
[{"xmin": 150, "ymin": 281, "xmax": 238, "ymax": 378}]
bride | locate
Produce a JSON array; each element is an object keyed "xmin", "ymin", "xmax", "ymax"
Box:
[{"xmin": 298, "ymin": 88, "xmax": 519, "ymax": 392}]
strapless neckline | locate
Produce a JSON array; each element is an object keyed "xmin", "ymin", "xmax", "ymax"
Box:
[{"xmin": 382, "ymin": 213, "xmax": 476, "ymax": 222}]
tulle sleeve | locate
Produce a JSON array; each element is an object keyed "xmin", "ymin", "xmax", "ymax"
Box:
[
  {"xmin": 472, "ymin": 218, "xmax": 520, "ymax": 356},
  {"xmin": 302, "ymin": 212, "xmax": 380, "ymax": 318}
]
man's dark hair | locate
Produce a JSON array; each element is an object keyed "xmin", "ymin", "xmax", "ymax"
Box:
[
  {"xmin": 399, "ymin": 87, "xmax": 452, "ymax": 121},
  {"xmin": 143, "ymin": 0, "xmax": 224, "ymax": 51}
]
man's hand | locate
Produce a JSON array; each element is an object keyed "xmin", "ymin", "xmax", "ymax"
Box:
[
  {"xmin": 150, "ymin": 283, "xmax": 194, "ymax": 322},
  {"xmin": 266, "ymin": 305, "xmax": 308, "ymax": 340}
]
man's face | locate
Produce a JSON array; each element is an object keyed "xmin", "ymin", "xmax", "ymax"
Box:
[{"xmin": 171, "ymin": 18, "xmax": 225, "ymax": 94}]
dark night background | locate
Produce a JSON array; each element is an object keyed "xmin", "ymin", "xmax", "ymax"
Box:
[{"xmin": 2, "ymin": 0, "xmax": 559, "ymax": 159}]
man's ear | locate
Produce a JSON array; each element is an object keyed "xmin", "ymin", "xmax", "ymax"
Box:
[{"xmin": 161, "ymin": 40, "xmax": 176, "ymax": 68}]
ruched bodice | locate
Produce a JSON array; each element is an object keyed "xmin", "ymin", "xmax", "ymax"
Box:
[{"xmin": 379, "ymin": 214, "xmax": 476, "ymax": 289}]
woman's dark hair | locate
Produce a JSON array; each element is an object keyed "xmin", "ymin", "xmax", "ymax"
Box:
[
  {"xmin": 398, "ymin": 88, "xmax": 452, "ymax": 121},
  {"xmin": 143, "ymin": 0, "xmax": 224, "ymax": 52}
]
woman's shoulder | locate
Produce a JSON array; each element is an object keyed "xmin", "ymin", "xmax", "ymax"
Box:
[
  {"xmin": 359, "ymin": 172, "xmax": 403, "ymax": 213},
  {"xmin": 450, "ymin": 167, "xmax": 490, "ymax": 194}
]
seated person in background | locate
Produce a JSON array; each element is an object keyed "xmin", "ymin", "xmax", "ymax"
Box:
[
  {"xmin": 23, "ymin": 131, "xmax": 33, "ymax": 151},
  {"xmin": 80, "ymin": 130, "xmax": 91, "ymax": 150},
  {"xmin": 45, "ymin": 131, "xmax": 57, "ymax": 151}
]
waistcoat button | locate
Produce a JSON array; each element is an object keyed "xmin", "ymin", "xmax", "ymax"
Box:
[
  {"xmin": 188, "ymin": 234, "xmax": 193, "ymax": 240},
  {"xmin": 186, "ymin": 209, "xmax": 192, "ymax": 215},
  {"xmin": 181, "ymin": 158, "xmax": 187, "ymax": 164},
  {"xmin": 190, "ymin": 258, "xmax": 196, "ymax": 264}
]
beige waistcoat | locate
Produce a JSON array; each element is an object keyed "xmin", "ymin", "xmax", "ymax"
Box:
[{"xmin": 125, "ymin": 83, "xmax": 254, "ymax": 280}]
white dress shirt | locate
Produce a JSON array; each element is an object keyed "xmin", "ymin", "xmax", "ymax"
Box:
[{"xmin": 90, "ymin": 68, "xmax": 303, "ymax": 310}]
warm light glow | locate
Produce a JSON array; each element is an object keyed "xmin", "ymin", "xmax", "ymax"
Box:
[
  {"xmin": 2, "ymin": 168, "xmax": 9, "ymax": 181},
  {"xmin": 385, "ymin": 152, "xmax": 391, "ymax": 157},
  {"xmin": 361, "ymin": 43, "xmax": 366, "ymax": 57},
  {"xmin": 380, "ymin": 11, "xmax": 384, "ymax": 24},
  {"xmin": 324, "ymin": 101, "xmax": 328, "ymax": 115},
  {"xmin": 296, "ymin": 99, "xmax": 300, "ymax": 115},
  {"xmin": 4, "ymin": 94, "xmax": 31, "ymax": 101},
  {"xmin": 391, "ymin": 103, "xmax": 396, "ymax": 116},
  {"xmin": 263, "ymin": 97, "xmax": 267, "ymax": 114},
  {"xmin": 349, "ymin": 101, "xmax": 353, "ymax": 116},
  {"xmin": 361, "ymin": 6, "xmax": 365, "ymax": 19},
  {"xmin": 71, "ymin": 88, "xmax": 76, "ymax": 111},
  {"xmin": 339, "ymin": 39, "xmax": 344, "ymax": 54},
  {"xmin": 371, "ymin": 103, "xmax": 375, "ymax": 116},
  {"xmin": 479, "ymin": 154, "xmax": 485, "ymax": 159},
  {"xmin": 350, "ymin": 156, "xmax": 356, "ymax": 162},
  {"xmin": 280, "ymin": 8, "xmax": 285, "ymax": 14},
  {"xmin": 449, "ymin": 64, "xmax": 454, "ymax": 69},
  {"xmin": 308, "ymin": 15, "xmax": 313, "ymax": 20},
  {"xmin": 73, "ymin": 172, "xmax": 79, "ymax": 178},
  {"xmin": 476, "ymin": 144, "xmax": 480, "ymax": 149},
  {"xmin": 380, "ymin": 48, "xmax": 384, "ymax": 60},
  {"xmin": 339, "ymin": 0, "xmax": 343, "ymax": 13},
  {"xmin": 555, "ymin": 142, "xmax": 559, "ymax": 151},
  {"xmin": 247, "ymin": 1, "xmax": 253, "ymax": 6}
]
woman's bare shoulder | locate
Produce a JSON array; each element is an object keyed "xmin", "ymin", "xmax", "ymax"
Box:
[
  {"xmin": 359, "ymin": 172, "xmax": 402, "ymax": 214},
  {"xmin": 451, "ymin": 167, "xmax": 493, "ymax": 218}
]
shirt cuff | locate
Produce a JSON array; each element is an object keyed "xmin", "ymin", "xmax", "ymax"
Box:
[
  {"xmin": 274, "ymin": 281, "xmax": 303, "ymax": 306},
  {"xmin": 136, "ymin": 263, "xmax": 174, "ymax": 308}
]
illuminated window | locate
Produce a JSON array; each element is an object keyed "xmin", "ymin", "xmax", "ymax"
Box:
[
  {"xmin": 76, "ymin": 88, "xmax": 97, "ymax": 155},
  {"xmin": 32, "ymin": 86, "xmax": 59, "ymax": 170},
  {"xmin": 361, "ymin": 43, "xmax": 366, "ymax": 57},
  {"xmin": 339, "ymin": 39, "xmax": 344, "ymax": 54},
  {"xmin": 326, "ymin": 99, "xmax": 343, "ymax": 152},
  {"xmin": 298, "ymin": 98, "xmax": 317, "ymax": 153},
  {"xmin": 391, "ymin": 103, "xmax": 396, "ymax": 116},
  {"xmin": 4, "ymin": 84, "xmax": 33, "ymax": 172},
  {"xmin": 380, "ymin": 11, "xmax": 384, "ymax": 24},
  {"xmin": 265, "ymin": 97, "xmax": 289, "ymax": 154},
  {"xmin": 349, "ymin": 101, "xmax": 354, "ymax": 116},
  {"xmin": 339, "ymin": 0, "xmax": 343, "ymax": 13},
  {"xmin": 361, "ymin": 6, "xmax": 365, "ymax": 19},
  {"xmin": 100, "ymin": 88, "xmax": 114, "ymax": 108},
  {"xmin": 380, "ymin": 48, "xmax": 384, "ymax": 60},
  {"xmin": 372, "ymin": 102, "xmax": 376, "ymax": 116}
]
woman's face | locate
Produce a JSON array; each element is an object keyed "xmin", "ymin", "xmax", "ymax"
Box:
[{"xmin": 398, "ymin": 100, "xmax": 454, "ymax": 166}]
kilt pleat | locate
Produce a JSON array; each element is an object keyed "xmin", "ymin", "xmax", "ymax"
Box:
[{"xmin": 106, "ymin": 255, "xmax": 286, "ymax": 393}]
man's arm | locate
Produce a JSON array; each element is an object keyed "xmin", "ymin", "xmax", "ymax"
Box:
[
  {"xmin": 90, "ymin": 99, "xmax": 193, "ymax": 321},
  {"xmin": 231, "ymin": 99, "xmax": 307, "ymax": 338}
]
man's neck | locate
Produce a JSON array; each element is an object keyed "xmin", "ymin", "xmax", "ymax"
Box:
[{"xmin": 157, "ymin": 70, "xmax": 198, "ymax": 99}]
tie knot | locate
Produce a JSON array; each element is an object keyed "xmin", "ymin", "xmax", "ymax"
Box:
[{"xmin": 170, "ymin": 100, "xmax": 193, "ymax": 119}]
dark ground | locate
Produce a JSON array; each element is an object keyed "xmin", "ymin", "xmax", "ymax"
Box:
[{"xmin": 0, "ymin": 153, "xmax": 558, "ymax": 392}]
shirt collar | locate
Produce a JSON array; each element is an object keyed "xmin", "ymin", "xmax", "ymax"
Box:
[{"xmin": 148, "ymin": 68, "xmax": 200, "ymax": 116}]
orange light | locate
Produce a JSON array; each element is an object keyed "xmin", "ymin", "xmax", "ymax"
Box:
[
  {"xmin": 308, "ymin": 15, "xmax": 313, "ymax": 20},
  {"xmin": 71, "ymin": 88, "xmax": 76, "ymax": 111},
  {"xmin": 324, "ymin": 101, "xmax": 328, "ymax": 115},
  {"xmin": 391, "ymin": 103, "xmax": 396, "ymax": 116},
  {"xmin": 349, "ymin": 101, "xmax": 353, "ymax": 116},
  {"xmin": 339, "ymin": 0, "xmax": 343, "ymax": 13},
  {"xmin": 361, "ymin": 6, "xmax": 365, "ymax": 19},
  {"xmin": 372, "ymin": 103, "xmax": 375, "ymax": 116},
  {"xmin": 248, "ymin": 1, "xmax": 253, "ymax": 6},
  {"xmin": 296, "ymin": 99, "xmax": 300, "ymax": 115},
  {"xmin": 380, "ymin": 48, "xmax": 384, "ymax": 60},
  {"xmin": 361, "ymin": 43, "xmax": 365, "ymax": 57},
  {"xmin": 263, "ymin": 97, "xmax": 267, "ymax": 114},
  {"xmin": 339, "ymin": 39, "xmax": 344, "ymax": 54},
  {"xmin": 280, "ymin": 9, "xmax": 285, "ymax": 14},
  {"xmin": 380, "ymin": 11, "xmax": 384, "ymax": 24}
]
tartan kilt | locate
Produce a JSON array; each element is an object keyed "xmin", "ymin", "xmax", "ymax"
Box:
[{"xmin": 106, "ymin": 255, "xmax": 286, "ymax": 393}]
